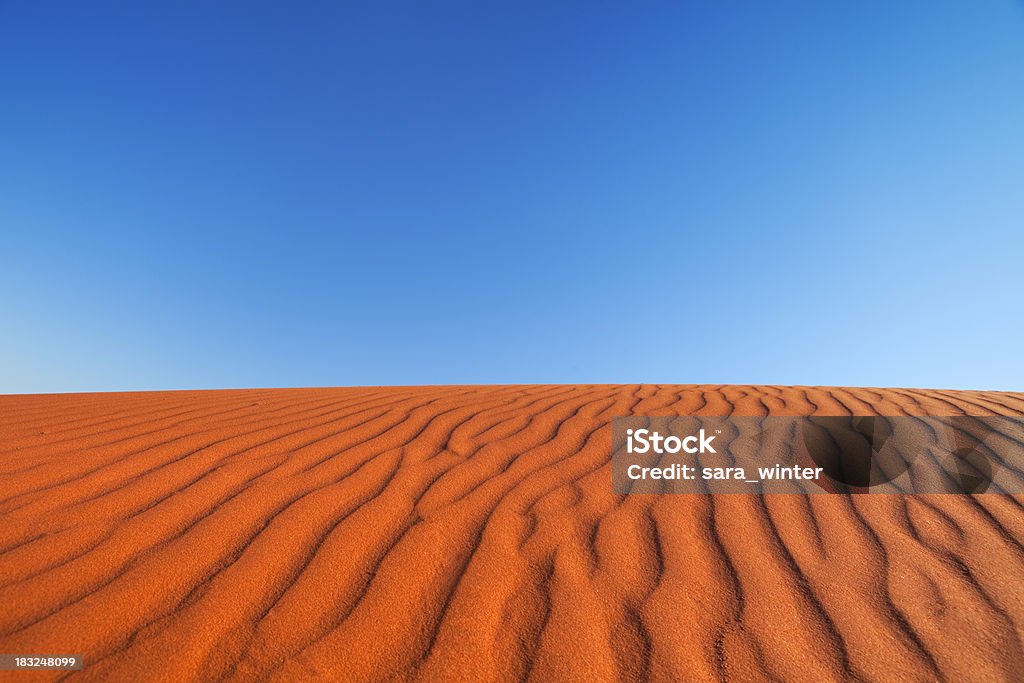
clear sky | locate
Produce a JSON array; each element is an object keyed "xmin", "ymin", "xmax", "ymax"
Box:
[{"xmin": 2, "ymin": 2, "xmax": 1022, "ymax": 394}]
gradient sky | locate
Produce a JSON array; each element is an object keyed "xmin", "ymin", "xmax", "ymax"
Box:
[{"xmin": 2, "ymin": 1, "xmax": 1023, "ymax": 394}]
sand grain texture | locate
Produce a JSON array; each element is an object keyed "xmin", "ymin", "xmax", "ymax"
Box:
[{"xmin": 1, "ymin": 385, "xmax": 1023, "ymax": 682}]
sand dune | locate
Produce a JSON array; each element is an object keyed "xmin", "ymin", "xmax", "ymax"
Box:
[{"xmin": 1, "ymin": 385, "xmax": 1023, "ymax": 682}]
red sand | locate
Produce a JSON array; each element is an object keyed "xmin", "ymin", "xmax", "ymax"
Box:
[{"xmin": 1, "ymin": 385, "xmax": 1023, "ymax": 681}]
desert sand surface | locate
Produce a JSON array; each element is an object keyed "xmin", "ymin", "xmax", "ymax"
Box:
[{"xmin": 1, "ymin": 384, "xmax": 1023, "ymax": 682}]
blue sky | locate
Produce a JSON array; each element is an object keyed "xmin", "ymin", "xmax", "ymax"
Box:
[{"xmin": 2, "ymin": 1, "xmax": 1022, "ymax": 393}]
